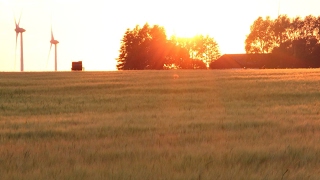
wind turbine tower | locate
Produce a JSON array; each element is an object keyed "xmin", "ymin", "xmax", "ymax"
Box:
[
  {"xmin": 14, "ymin": 14, "xmax": 26, "ymax": 71},
  {"xmin": 49, "ymin": 27, "xmax": 59, "ymax": 71}
]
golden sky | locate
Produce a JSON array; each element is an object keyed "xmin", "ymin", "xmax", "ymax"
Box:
[{"xmin": 0, "ymin": 0, "xmax": 320, "ymax": 71}]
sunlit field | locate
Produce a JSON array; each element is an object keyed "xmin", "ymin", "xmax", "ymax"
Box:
[{"xmin": 1, "ymin": 69, "xmax": 320, "ymax": 179}]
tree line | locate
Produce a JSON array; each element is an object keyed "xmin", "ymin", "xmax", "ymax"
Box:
[
  {"xmin": 117, "ymin": 15, "xmax": 320, "ymax": 70},
  {"xmin": 246, "ymin": 15, "xmax": 320, "ymax": 67},
  {"xmin": 116, "ymin": 23, "xmax": 220, "ymax": 70}
]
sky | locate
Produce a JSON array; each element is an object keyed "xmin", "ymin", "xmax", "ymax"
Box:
[{"xmin": 1, "ymin": 0, "xmax": 320, "ymax": 71}]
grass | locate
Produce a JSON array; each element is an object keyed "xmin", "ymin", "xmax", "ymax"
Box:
[{"xmin": 0, "ymin": 69, "xmax": 320, "ymax": 179}]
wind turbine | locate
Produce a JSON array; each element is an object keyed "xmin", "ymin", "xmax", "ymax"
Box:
[
  {"xmin": 48, "ymin": 25, "xmax": 59, "ymax": 71},
  {"xmin": 14, "ymin": 13, "xmax": 26, "ymax": 71}
]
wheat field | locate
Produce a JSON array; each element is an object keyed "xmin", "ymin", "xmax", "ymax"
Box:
[{"xmin": 1, "ymin": 69, "xmax": 320, "ymax": 179}]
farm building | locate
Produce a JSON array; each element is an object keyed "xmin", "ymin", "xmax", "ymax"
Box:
[
  {"xmin": 71, "ymin": 61, "xmax": 84, "ymax": 71},
  {"xmin": 210, "ymin": 54, "xmax": 306, "ymax": 69}
]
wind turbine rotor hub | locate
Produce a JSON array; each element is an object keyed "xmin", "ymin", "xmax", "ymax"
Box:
[
  {"xmin": 15, "ymin": 28, "xmax": 25, "ymax": 33},
  {"xmin": 50, "ymin": 40, "xmax": 59, "ymax": 44}
]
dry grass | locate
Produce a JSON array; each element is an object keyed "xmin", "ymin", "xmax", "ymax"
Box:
[{"xmin": 0, "ymin": 69, "xmax": 320, "ymax": 179}]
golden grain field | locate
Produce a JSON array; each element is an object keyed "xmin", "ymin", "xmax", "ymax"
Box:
[{"xmin": 1, "ymin": 69, "xmax": 320, "ymax": 179}]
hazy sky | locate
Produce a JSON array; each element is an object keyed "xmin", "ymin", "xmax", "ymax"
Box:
[{"xmin": 1, "ymin": 0, "xmax": 320, "ymax": 71}]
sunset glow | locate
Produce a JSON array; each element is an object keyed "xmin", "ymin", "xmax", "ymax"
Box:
[{"xmin": 1, "ymin": 0, "xmax": 320, "ymax": 71}]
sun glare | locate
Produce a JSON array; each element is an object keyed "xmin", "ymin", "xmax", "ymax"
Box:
[
  {"xmin": 1, "ymin": 0, "xmax": 320, "ymax": 71},
  {"xmin": 168, "ymin": 27, "xmax": 201, "ymax": 39}
]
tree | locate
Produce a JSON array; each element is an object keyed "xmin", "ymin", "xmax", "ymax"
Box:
[
  {"xmin": 245, "ymin": 16, "xmax": 274, "ymax": 53},
  {"xmin": 200, "ymin": 35, "xmax": 221, "ymax": 67},
  {"xmin": 117, "ymin": 23, "xmax": 168, "ymax": 70},
  {"xmin": 116, "ymin": 25, "xmax": 147, "ymax": 70},
  {"xmin": 273, "ymin": 15, "xmax": 291, "ymax": 45},
  {"xmin": 145, "ymin": 25, "xmax": 168, "ymax": 69},
  {"xmin": 169, "ymin": 35, "xmax": 220, "ymax": 68},
  {"xmin": 246, "ymin": 15, "xmax": 320, "ymax": 67},
  {"xmin": 117, "ymin": 23, "xmax": 221, "ymax": 70},
  {"xmin": 165, "ymin": 37, "xmax": 192, "ymax": 69}
]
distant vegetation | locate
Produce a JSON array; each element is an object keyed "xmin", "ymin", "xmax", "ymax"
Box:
[
  {"xmin": 116, "ymin": 23, "xmax": 220, "ymax": 70},
  {"xmin": 117, "ymin": 15, "xmax": 320, "ymax": 70},
  {"xmin": 246, "ymin": 15, "xmax": 320, "ymax": 67}
]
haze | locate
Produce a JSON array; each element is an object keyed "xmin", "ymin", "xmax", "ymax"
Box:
[{"xmin": 0, "ymin": 0, "xmax": 320, "ymax": 71}]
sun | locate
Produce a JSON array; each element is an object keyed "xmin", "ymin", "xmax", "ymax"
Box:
[{"xmin": 169, "ymin": 27, "xmax": 201, "ymax": 38}]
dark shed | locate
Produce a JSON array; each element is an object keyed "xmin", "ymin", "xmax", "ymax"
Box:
[{"xmin": 71, "ymin": 61, "xmax": 83, "ymax": 71}]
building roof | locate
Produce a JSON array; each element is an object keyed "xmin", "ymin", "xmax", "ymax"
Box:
[{"xmin": 210, "ymin": 53, "xmax": 305, "ymax": 69}]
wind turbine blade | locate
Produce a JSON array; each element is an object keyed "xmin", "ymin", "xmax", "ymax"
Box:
[
  {"xmin": 16, "ymin": 32, "xmax": 18, "ymax": 45},
  {"xmin": 50, "ymin": 13, "xmax": 54, "ymax": 40},
  {"xmin": 14, "ymin": 16, "xmax": 18, "ymax": 27},
  {"xmin": 46, "ymin": 44, "xmax": 53, "ymax": 69},
  {"xmin": 51, "ymin": 26, "xmax": 54, "ymax": 40},
  {"xmin": 18, "ymin": 9, "xmax": 23, "ymax": 26}
]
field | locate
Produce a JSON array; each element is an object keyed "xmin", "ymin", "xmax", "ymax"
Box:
[{"xmin": 1, "ymin": 69, "xmax": 320, "ymax": 179}]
